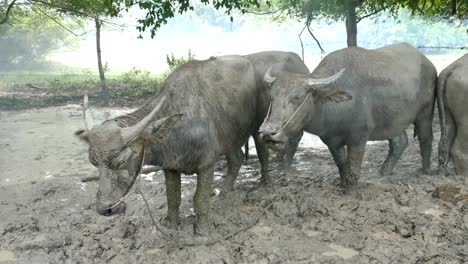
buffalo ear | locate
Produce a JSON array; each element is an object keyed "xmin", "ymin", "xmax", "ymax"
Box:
[
  {"xmin": 141, "ymin": 114, "xmax": 183, "ymax": 143},
  {"xmin": 74, "ymin": 129, "xmax": 90, "ymax": 143},
  {"xmin": 312, "ymin": 88, "xmax": 352, "ymax": 104}
]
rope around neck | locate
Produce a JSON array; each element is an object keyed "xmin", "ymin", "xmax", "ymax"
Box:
[{"xmin": 108, "ymin": 145, "xmax": 147, "ymax": 210}]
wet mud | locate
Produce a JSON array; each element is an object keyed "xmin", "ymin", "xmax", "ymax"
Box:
[{"xmin": 0, "ymin": 106, "xmax": 467, "ymax": 264}]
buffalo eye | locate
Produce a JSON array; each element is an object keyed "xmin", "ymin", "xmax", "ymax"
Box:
[
  {"xmin": 89, "ymin": 154, "xmax": 98, "ymax": 167},
  {"xmin": 290, "ymin": 94, "xmax": 303, "ymax": 103},
  {"xmin": 110, "ymin": 147, "xmax": 132, "ymax": 169}
]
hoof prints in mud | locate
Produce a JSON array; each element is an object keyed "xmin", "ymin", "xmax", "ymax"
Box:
[{"xmin": 0, "ymin": 126, "xmax": 467, "ymax": 263}]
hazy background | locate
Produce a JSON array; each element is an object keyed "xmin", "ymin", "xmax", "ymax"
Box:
[{"xmin": 48, "ymin": 6, "xmax": 468, "ymax": 74}]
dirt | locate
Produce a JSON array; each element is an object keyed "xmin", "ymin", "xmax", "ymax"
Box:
[{"xmin": 0, "ymin": 105, "xmax": 467, "ymax": 264}]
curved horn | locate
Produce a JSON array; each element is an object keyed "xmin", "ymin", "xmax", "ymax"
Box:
[
  {"xmin": 121, "ymin": 96, "xmax": 167, "ymax": 145},
  {"xmin": 264, "ymin": 66, "xmax": 277, "ymax": 85},
  {"xmin": 83, "ymin": 89, "xmax": 95, "ymax": 131},
  {"xmin": 307, "ymin": 68, "xmax": 345, "ymax": 87}
]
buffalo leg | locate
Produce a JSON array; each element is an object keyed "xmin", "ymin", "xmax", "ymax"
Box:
[
  {"xmin": 415, "ymin": 105, "xmax": 434, "ymax": 174},
  {"xmin": 328, "ymin": 145, "xmax": 347, "ymax": 177},
  {"xmin": 244, "ymin": 141, "xmax": 249, "ymax": 164},
  {"xmin": 439, "ymin": 107, "xmax": 456, "ymax": 174},
  {"xmin": 193, "ymin": 166, "xmax": 215, "ymax": 235},
  {"xmin": 379, "ymin": 131, "xmax": 408, "ymax": 176},
  {"xmin": 341, "ymin": 141, "xmax": 366, "ymax": 188},
  {"xmin": 279, "ymin": 130, "xmax": 303, "ymax": 169},
  {"xmin": 222, "ymin": 148, "xmax": 244, "ymax": 192},
  {"xmin": 322, "ymin": 137, "xmax": 346, "ymax": 177},
  {"xmin": 253, "ymin": 133, "xmax": 270, "ymax": 184},
  {"xmin": 451, "ymin": 118, "xmax": 468, "ymax": 176},
  {"xmin": 164, "ymin": 170, "xmax": 181, "ymax": 229}
]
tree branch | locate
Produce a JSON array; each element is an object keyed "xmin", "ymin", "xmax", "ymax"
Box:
[
  {"xmin": 30, "ymin": 0, "xmax": 95, "ymax": 20},
  {"xmin": 244, "ymin": 9, "xmax": 281, "ymax": 15},
  {"xmin": 28, "ymin": 0, "xmax": 81, "ymax": 36},
  {"xmin": 298, "ymin": 25, "xmax": 306, "ymax": 61},
  {"xmin": 356, "ymin": 2, "xmax": 398, "ymax": 23},
  {"xmin": 306, "ymin": 21, "xmax": 325, "ymax": 54},
  {"xmin": 0, "ymin": 0, "xmax": 17, "ymax": 25}
]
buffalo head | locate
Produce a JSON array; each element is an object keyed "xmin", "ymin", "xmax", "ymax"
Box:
[
  {"xmin": 75, "ymin": 92, "xmax": 181, "ymax": 216},
  {"xmin": 259, "ymin": 68, "xmax": 350, "ymax": 150}
]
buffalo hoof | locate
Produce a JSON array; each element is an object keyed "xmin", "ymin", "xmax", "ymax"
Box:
[
  {"xmin": 194, "ymin": 217, "xmax": 214, "ymax": 237},
  {"xmin": 339, "ymin": 175, "xmax": 359, "ymax": 190},
  {"xmin": 379, "ymin": 165, "xmax": 394, "ymax": 176},
  {"xmin": 437, "ymin": 166, "xmax": 449, "ymax": 176},
  {"xmin": 96, "ymin": 202, "xmax": 126, "ymax": 216},
  {"xmin": 162, "ymin": 216, "xmax": 180, "ymax": 230},
  {"xmin": 260, "ymin": 171, "xmax": 271, "ymax": 185},
  {"xmin": 419, "ymin": 168, "xmax": 438, "ymax": 176}
]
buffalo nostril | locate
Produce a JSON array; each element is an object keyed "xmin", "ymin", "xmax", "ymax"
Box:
[
  {"xmin": 260, "ymin": 129, "xmax": 276, "ymax": 140},
  {"xmin": 104, "ymin": 207, "xmax": 112, "ymax": 216}
]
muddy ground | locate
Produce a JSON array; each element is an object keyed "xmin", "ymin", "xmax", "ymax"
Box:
[{"xmin": 0, "ymin": 104, "xmax": 467, "ymax": 264}]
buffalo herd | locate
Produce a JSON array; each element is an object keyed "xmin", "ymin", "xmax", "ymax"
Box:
[{"xmin": 76, "ymin": 43, "xmax": 467, "ymax": 235}]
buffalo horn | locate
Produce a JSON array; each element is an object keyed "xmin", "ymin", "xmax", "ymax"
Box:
[
  {"xmin": 121, "ymin": 96, "xmax": 166, "ymax": 145},
  {"xmin": 264, "ymin": 67, "xmax": 277, "ymax": 85},
  {"xmin": 83, "ymin": 89, "xmax": 95, "ymax": 131},
  {"xmin": 307, "ymin": 68, "xmax": 345, "ymax": 87}
]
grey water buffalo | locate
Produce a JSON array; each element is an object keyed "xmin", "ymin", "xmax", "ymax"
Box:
[
  {"xmin": 245, "ymin": 51, "xmax": 310, "ymax": 168},
  {"xmin": 75, "ymin": 56, "xmax": 270, "ymax": 235},
  {"xmin": 259, "ymin": 43, "xmax": 437, "ymax": 188},
  {"xmin": 438, "ymin": 54, "xmax": 468, "ymax": 176}
]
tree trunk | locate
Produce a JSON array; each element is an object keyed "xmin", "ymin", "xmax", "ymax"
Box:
[
  {"xmin": 345, "ymin": 0, "xmax": 358, "ymax": 47},
  {"xmin": 451, "ymin": 0, "xmax": 457, "ymax": 15},
  {"xmin": 95, "ymin": 17, "xmax": 107, "ymax": 93}
]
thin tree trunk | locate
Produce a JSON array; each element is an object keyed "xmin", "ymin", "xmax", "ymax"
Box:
[
  {"xmin": 451, "ymin": 0, "xmax": 457, "ymax": 15},
  {"xmin": 95, "ymin": 17, "xmax": 107, "ymax": 93},
  {"xmin": 345, "ymin": 0, "xmax": 358, "ymax": 47}
]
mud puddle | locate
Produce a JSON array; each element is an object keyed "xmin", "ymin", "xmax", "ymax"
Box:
[{"xmin": 0, "ymin": 106, "xmax": 467, "ymax": 264}]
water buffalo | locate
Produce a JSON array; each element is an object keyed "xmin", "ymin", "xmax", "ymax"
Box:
[
  {"xmin": 438, "ymin": 54, "xmax": 468, "ymax": 176},
  {"xmin": 259, "ymin": 43, "xmax": 437, "ymax": 188},
  {"xmin": 244, "ymin": 51, "xmax": 310, "ymax": 168},
  {"xmin": 75, "ymin": 56, "xmax": 267, "ymax": 235}
]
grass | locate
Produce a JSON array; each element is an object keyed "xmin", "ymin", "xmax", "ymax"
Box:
[
  {"xmin": 0, "ymin": 68, "xmax": 165, "ymax": 98},
  {"xmin": 0, "ymin": 97, "xmax": 31, "ymax": 107}
]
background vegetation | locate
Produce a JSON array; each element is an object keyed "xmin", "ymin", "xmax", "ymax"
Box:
[{"xmin": 0, "ymin": 0, "xmax": 466, "ymax": 109}]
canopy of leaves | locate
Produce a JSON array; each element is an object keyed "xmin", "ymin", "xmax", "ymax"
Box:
[
  {"xmin": 409, "ymin": 0, "xmax": 467, "ymax": 18},
  {"xmin": 359, "ymin": 10, "xmax": 468, "ymax": 52},
  {"xmin": 264, "ymin": 0, "xmax": 404, "ymax": 24},
  {"xmin": 44, "ymin": 0, "xmax": 118, "ymax": 18},
  {"xmin": 0, "ymin": 3, "xmax": 80, "ymax": 70},
  {"xmin": 107, "ymin": 0, "xmax": 262, "ymax": 37}
]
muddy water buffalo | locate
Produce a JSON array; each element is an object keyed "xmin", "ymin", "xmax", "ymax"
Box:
[
  {"xmin": 245, "ymin": 51, "xmax": 310, "ymax": 168},
  {"xmin": 259, "ymin": 43, "xmax": 437, "ymax": 188},
  {"xmin": 75, "ymin": 56, "xmax": 271, "ymax": 235},
  {"xmin": 438, "ymin": 54, "xmax": 468, "ymax": 176}
]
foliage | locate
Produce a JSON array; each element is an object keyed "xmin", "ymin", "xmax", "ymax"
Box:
[
  {"xmin": 110, "ymin": 67, "xmax": 162, "ymax": 96},
  {"xmin": 410, "ymin": 0, "xmax": 467, "ymax": 18},
  {"xmin": 268, "ymin": 0, "xmax": 391, "ymax": 22},
  {"xmin": 0, "ymin": 96, "xmax": 30, "ymax": 107},
  {"xmin": 249, "ymin": 0, "xmax": 467, "ymax": 47},
  {"xmin": 0, "ymin": 3, "xmax": 81, "ymax": 70},
  {"xmin": 359, "ymin": 11, "xmax": 468, "ymax": 52},
  {"xmin": 106, "ymin": 0, "xmax": 262, "ymax": 37},
  {"xmin": 166, "ymin": 50, "xmax": 195, "ymax": 72}
]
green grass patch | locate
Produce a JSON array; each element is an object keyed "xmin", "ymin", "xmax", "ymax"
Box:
[
  {"xmin": 0, "ymin": 96, "xmax": 31, "ymax": 108},
  {"xmin": 0, "ymin": 68, "xmax": 164, "ymax": 97}
]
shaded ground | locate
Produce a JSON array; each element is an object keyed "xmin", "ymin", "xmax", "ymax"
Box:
[{"xmin": 0, "ymin": 106, "xmax": 467, "ymax": 264}]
